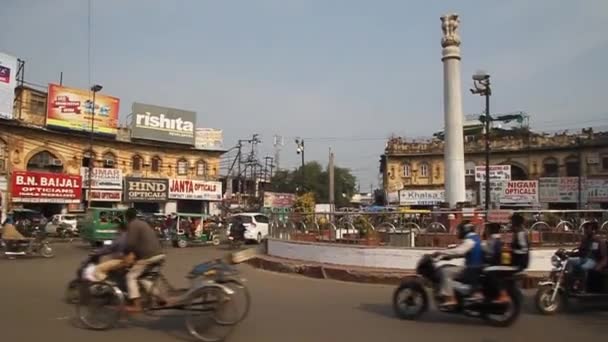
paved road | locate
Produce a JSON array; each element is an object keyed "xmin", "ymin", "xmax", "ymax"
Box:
[{"xmin": 1, "ymin": 243, "xmax": 608, "ymax": 342}]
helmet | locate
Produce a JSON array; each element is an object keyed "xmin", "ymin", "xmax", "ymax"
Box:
[{"xmin": 457, "ymin": 220, "xmax": 475, "ymax": 239}]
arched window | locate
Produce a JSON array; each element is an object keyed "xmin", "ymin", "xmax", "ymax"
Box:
[
  {"xmin": 102, "ymin": 152, "xmax": 116, "ymax": 168},
  {"xmin": 565, "ymin": 156, "xmax": 580, "ymax": 177},
  {"xmin": 419, "ymin": 162, "xmax": 429, "ymax": 177},
  {"xmin": 132, "ymin": 155, "xmax": 143, "ymax": 172},
  {"xmin": 465, "ymin": 161, "xmax": 476, "ymax": 177},
  {"xmin": 196, "ymin": 160, "xmax": 208, "ymax": 177},
  {"xmin": 82, "ymin": 150, "xmax": 95, "ymax": 168},
  {"xmin": 177, "ymin": 158, "xmax": 189, "ymax": 175},
  {"xmin": 0, "ymin": 139, "xmax": 6, "ymax": 172},
  {"xmin": 543, "ymin": 157, "xmax": 559, "ymax": 177},
  {"xmin": 27, "ymin": 150, "xmax": 63, "ymax": 173},
  {"xmin": 151, "ymin": 156, "xmax": 162, "ymax": 172},
  {"xmin": 402, "ymin": 163, "xmax": 411, "ymax": 177}
]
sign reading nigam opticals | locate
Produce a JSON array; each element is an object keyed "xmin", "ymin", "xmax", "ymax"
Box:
[{"xmin": 131, "ymin": 102, "xmax": 196, "ymax": 145}]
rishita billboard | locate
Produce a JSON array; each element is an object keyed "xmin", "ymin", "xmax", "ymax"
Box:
[
  {"xmin": 131, "ymin": 102, "xmax": 196, "ymax": 145},
  {"xmin": 46, "ymin": 84, "xmax": 120, "ymax": 135}
]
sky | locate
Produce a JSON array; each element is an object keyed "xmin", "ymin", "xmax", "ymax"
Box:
[{"xmin": 2, "ymin": 0, "xmax": 608, "ymax": 190}]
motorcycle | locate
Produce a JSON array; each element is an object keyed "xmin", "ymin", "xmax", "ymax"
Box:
[
  {"xmin": 2, "ymin": 227, "xmax": 54, "ymax": 259},
  {"xmin": 535, "ymin": 248, "xmax": 608, "ymax": 315},
  {"xmin": 392, "ymin": 254, "xmax": 523, "ymax": 327}
]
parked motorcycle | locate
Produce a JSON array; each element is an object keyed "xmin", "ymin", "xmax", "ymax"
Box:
[
  {"xmin": 392, "ymin": 254, "xmax": 522, "ymax": 327},
  {"xmin": 535, "ymin": 248, "xmax": 608, "ymax": 314},
  {"xmin": 2, "ymin": 228, "xmax": 54, "ymax": 259}
]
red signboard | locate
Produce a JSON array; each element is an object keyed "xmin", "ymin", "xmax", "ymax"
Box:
[{"xmin": 11, "ymin": 171, "xmax": 82, "ymax": 203}]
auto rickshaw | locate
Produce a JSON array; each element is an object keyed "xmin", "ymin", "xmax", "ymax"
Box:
[{"xmin": 171, "ymin": 213, "xmax": 221, "ymax": 248}]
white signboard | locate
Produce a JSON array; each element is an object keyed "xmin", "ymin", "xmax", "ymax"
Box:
[
  {"xmin": 586, "ymin": 179, "xmax": 608, "ymax": 203},
  {"xmin": 399, "ymin": 189, "xmax": 475, "ymax": 205},
  {"xmin": 539, "ymin": 177, "xmax": 579, "ymax": 203},
  {"xmin": 195, "ymin": 128, "xmax": 223, "ymax": 150},
  {"xmin": 481, "ymin": 180, "xmax": 539, "ymax": 205},
  {"xmin": 81, "ymin": 167, "xmax": 123, "ymax": 189},
  {"xmin": 475, "ymin": 165, "xmax": 511, "ymax": 182},
  {"xmin": 0, "ymin": 53, "xmax": 18, "ymax": 120},
  {"xmin": 168, "ymin": 179, "xmax": 222, "ymax": 201}
]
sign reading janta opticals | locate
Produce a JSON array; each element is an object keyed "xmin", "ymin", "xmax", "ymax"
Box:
[
  {"xmin": 168, "ymin": 179, "xmax": 222, "ymax": 201},
  {"xmin": 124, "ymin": 177, "xmax": 168, "ymax": 202}
]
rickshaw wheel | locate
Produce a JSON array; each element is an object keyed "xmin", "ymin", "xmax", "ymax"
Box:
[
  {"xmin": 211, "ymin": 236, "xmax": 221, "ymax": 246},
  {"xmin": 177, "ymin": 239, "xmax": 188, "ymax": 248}
]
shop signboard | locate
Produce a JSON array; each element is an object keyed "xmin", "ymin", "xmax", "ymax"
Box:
[
  {"xmin": 586, "ymin": 179, "xmax": 608, "ymax": 203},
  {"xmin": 0, "ymin": 52, "xmax": 18, "ymax": 120},
  {"xmin": 131, "ymin": 102, "xmax": 196, "ymax": 145},
  {"xmin": 481, "ymin": 180, "xmax": 538, "ymax": 204},
  {"xmin": 398, "ymin": 189, "xmax": 475, "ymax": 206},
  {"xmin": 168, "ymin": 179, "xmax": 222, "ymax": 201},
  {"xmin": 539, "ymin": 177, "xmax": 579, "ymax": 203},
  {"xmin": 474, "ymin": 165, "xmax": 511, "ymax": 182},
  {"xmin": 46, "ymin": 84, "xmax": 120, "ymax": 135},
  {"xmin": 195, "ymin": 128, "xmax": 223, "ymax": 150},
  {"xmin": 11, "ymin": 171, "xmax": 82, "ymax": 203},
  {"xmin": 263, "ymin": 192, "xmax": 296, "ymax": 208},
  {"xmin": 80, "ymin": 167, "xmax": 122, "ymax": 189},
  {"xmin": 86, "ymin": 190, "xmax": 122, "ymax": 202},
  {"xmin": 124, "ymin": 177, "xmax": 168, "ymax": 202}
]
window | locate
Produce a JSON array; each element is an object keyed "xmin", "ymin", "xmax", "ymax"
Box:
[
  {"xmin": 465, "ymin": 161, "xmax": 476, "ymax": 176},
  {"xmin": 82, "ymin": 150, "xmax": 95, "ymax": 168},
  {"xmin": 565, "ymin": 156, "xmax": 580, "ymax": 177},
  {"xmin": 177, "ymin": 159, "xmax": 189, "ymax": 175},
  {"xmin": 102, "ymin": 152, "xmax": 116, "ymax": 168},
  {"xmin": 151, "ymin": 156, "xmax": 162, "ymax": 172},
  {"xmin": 419, "ymin": 163, "xmax": 429, "ymax": 177},
  {"xmin": 28, "ymin": 151, "xmax": 63, "ymax": 173},
  {"xmin": 132, "ymin": 155, "xmax": 142, "ymax": 172},
  {"xmin": 402, "ymin": 163, "xmax": 411, "ymax": 177},
  {"xmin": 543, "ymin": 157, "xmax": 559, "ymax": 177},
  {"xmin": 254, "ymin": 215, "xmax": 269, "ymax": 224},
  {"xmin": 602, "ymin": 155, "xmax": 608, "ymax": 171},
  {"xmin": 196, "ymin": 160, "xmax": 208, "ymax": 177}
]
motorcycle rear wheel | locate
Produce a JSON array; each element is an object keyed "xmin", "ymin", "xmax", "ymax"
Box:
[
  {"xmin": 392, "ymin": 280, "xmax": 428, "ymax": 320},
  {"xmin": 482, "ymin": 286, "xmax": 521, "ymax": 327},
  {"xmin": 40, "ymin": 244, "xmax": 55, "ymax": 258}
]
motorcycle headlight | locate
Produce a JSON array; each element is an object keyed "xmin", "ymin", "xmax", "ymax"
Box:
[{"xmin": 551, "ymin": 255, "xmax": 562, "ymax": 268}]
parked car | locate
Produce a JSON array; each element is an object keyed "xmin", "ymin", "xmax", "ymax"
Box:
[
  {"xmin": 227, "ymin": 213, "xmax": 269, "ymax": 244},
  {"xmin": 45, "ymin": 214, "xmax": 79, "ymax": 235}
]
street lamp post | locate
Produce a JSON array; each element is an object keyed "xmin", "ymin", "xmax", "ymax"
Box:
[
  {"xmin": 295, "ymin": 138, "xmax": 305, "ymax": 193},
  {"xmin": 471, "ymin": 72, "xmax": 492, "ymax": 212},
  {"xmin": 87, "ymin": 84, "xmax": 103, "ymax": 209}
]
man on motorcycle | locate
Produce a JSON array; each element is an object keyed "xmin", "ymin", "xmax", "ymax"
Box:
[
  {"xmin": 483, "ymin": 222, "xmax": 510, "ymax": 303},
  {"xmin": 432, "ymin": 221, "xmax": 483, "ymax": 307},
  {"xmin": 510, "ymin": 213, "xmax": 530, "ymax": 271},
  {"xmin": 93, "ymin": 220, "xmax": 129, "ymax": 281},
  {"xmin": 569, "ymin": 221, "xmax": 607, "ymax": 292}
]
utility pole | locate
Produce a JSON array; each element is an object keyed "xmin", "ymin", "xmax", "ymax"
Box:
[
  {"xmin": 329, "ymin": 148, "xmax": 335, "ymax": 211},
  {"xmin": 87, "ymin": 84, "xmax": 103, "ymax": 209},
  {"xmin": 471, "ymin": 72, "xmax": 491, "ymax": 213},
  {"xmin": 577, "ymin": 136, "xmax": 583, "ymax": 209}
]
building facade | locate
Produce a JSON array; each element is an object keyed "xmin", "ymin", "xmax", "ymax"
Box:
[
  {"xmin": 0, "ymin": 85, "xmax": 224, "ymax": 220},
  {"xmin": 381, "ymin": 129, "xmax": 608, "ymax": 209}
]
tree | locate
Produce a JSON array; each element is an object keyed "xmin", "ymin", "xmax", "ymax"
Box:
[{"xmin": 270, "ymin": 161, "xmax": 357, "ymax": 208}]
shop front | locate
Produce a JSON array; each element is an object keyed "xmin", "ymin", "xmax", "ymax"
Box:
[
  {"xmin": 124, "ymin": 177, "xmax": 168, "ymax": 214},
  {"xmin": 10, "ymin": 170, "xmax": 82, "ymax": 218},
  {"xmin": 81, "ymin": 167, "xmax": 123, "ymax": 209},
  {"xmin": 168, "ymin": 179, "xmax": 222, "ymax": 215}
]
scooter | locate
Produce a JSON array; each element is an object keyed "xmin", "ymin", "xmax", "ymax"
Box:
[
  {"xmin": 392, "ymin": 254, "xmax": 523, "ymax": 327},
  {"xmin": 535, "ymin": 248, "xmax": 608, "ymax": 315}
]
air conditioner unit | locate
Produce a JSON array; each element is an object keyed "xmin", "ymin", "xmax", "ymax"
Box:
[
  {"xmin": 105, "ymin": 159, "xmax": 115, "ymax": 167},
  {"xmin": 51, "ymin": 158, "xmax": 63, "ymax": 166}
]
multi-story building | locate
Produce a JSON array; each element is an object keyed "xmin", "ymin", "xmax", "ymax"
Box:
[
  {"xmin": 0, "ymin": 85, "xmax": 225, "ymax": 220},
  {"xmin": 381, "ymin": 129, "xmax": 608, "ymax": 209}
]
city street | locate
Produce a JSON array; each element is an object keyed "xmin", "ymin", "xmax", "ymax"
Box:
[{"xmin": 1, "ymin": 243, "xmax": 608, "ymax": 342}]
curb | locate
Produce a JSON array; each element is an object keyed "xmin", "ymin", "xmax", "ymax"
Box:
[{"xmin": 246, "ymin": 255, "xmax": 545, "ymax": 289}]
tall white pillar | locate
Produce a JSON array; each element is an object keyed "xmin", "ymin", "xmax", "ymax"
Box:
[{"xmin": 441, "ymin": 14, "xmax": 466, "ymax": 207}]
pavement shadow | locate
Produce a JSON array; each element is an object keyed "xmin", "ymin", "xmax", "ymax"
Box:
[{"xmin": 127, "ymin": 311, "xmax": 235, "ymax": 342}]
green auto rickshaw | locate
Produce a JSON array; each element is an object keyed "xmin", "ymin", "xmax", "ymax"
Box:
[
  {"xmin": 171, "ymin": 213, "xmax": 221, "ymax": 248},
  {"xmin": 79, "ymin": 208, "xmax": 126, "ymax": 247}
]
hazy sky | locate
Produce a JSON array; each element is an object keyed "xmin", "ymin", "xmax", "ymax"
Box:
[{"xmin": 2, "ymin": 1, "xmax": 607, "ymax": 189}]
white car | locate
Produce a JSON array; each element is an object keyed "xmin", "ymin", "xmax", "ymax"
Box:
[
  {"xmin": 228, "ymin": 213, "xmax": 269, "ymax": 243},
  {"xmin": 46, "ymin": 214, "xmax": 78, "ymax": 234}
]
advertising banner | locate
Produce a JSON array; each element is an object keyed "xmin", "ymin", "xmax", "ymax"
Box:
[
  {"xmin": 195, "ymin": 128, "xmax": 223, "ymax": 150},
  {"xmin": 0, "ymin": 52, "xmax": 18, "ymax": 120},
  {"xmin": 474, "ymin": 165, "xmax": 511, "ymax": 182},
  {"xmin": 168, "ymin": 179, "xmax": 222, "ymax": 201},
  {"xmin": 131, "ymin": 102, "xmax": 196, "ymax": 145},
  {"xmin": 539, "ymin": 177, "xmax": 579, "ymax": 203},
  {"xmin": 11, "ymin": 171, "xmax": 82, "ymax": 203},
  {"xmin": 124, "ymin": 177, "xmax": 168, "ymax": 202},
  {"xmin": 86, "ymin": 190, "xmax": 122, "ymax": 202},
  {"xmin": 46, "ymin": 84, "xmax": 120, "ymax": 135},
  {"xmin": 484, "ymin": 180, "xmax": 538, "ymax": 204},
  {"xmin": 398, "ymin": 190, "xmax": 476, "ymax": 206},
  {"xmin": 263, "ymin": 192, "xmax": 296, "ymax": 208},
  {"xmin": 80, "ymin": 167, "xmax": 122, "ymax": 189},
  {"xmin": 586, "ymin": 179, "xmax": 608, "ymax": 203}
]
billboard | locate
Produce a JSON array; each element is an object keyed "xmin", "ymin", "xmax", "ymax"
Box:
[
  {"xmin": 131, "ymin": 102, "xmax": 196, "ymax": 145},
  {"xmin": 81, "ymin": 167, "xmax": 122, "ymax": 189},
  {"xmin": 474, "ymin": 165, "xmax": 511, "ymax": 182},
  {"xmin": 46, "ymin": 84, "xmax": 120, "ymax": 135},
  {"xmin": 11, "ymin": 171, "xmax": 82, "ymax": 203},
  {"xmin": 539, "ymin": 177, "xmax": 579, "ymax": 203},
  {"xmin": 263, "ymin": 192, "xmax": 296, "ymax": 208},
  {"xmin": 481, "ymin": 180, "xmax": 539, "ymax": 205},
  {"xmin": 0, "ymin": 53, "xmax": 18, "ymax": 120},
  {"xmin": 399, "ymin": 189, "xmax": 475, "ymax": 205},
  {"xmin": 168, "ymin": 179, "xmax": 222, "ymax": 201},
  {"xmin": 195, "ymin": 128, "xmax": 223, "ymax": 150},
  {"xmin": 124, "ymin": 177, "xmax": 168, "ymax": 202}
]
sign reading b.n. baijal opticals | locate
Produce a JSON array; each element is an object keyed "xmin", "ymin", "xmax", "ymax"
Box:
[
  {"xmin": 130, "ymin": 102, "xmax": 196, "ymax": 145},
  {"xmin": 124, "ymin": 177, "xmax": 169, "ymax": 202},
  {"xmin": 11, "ymin": 171, "xmax": 82, "ymax": 203}
]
